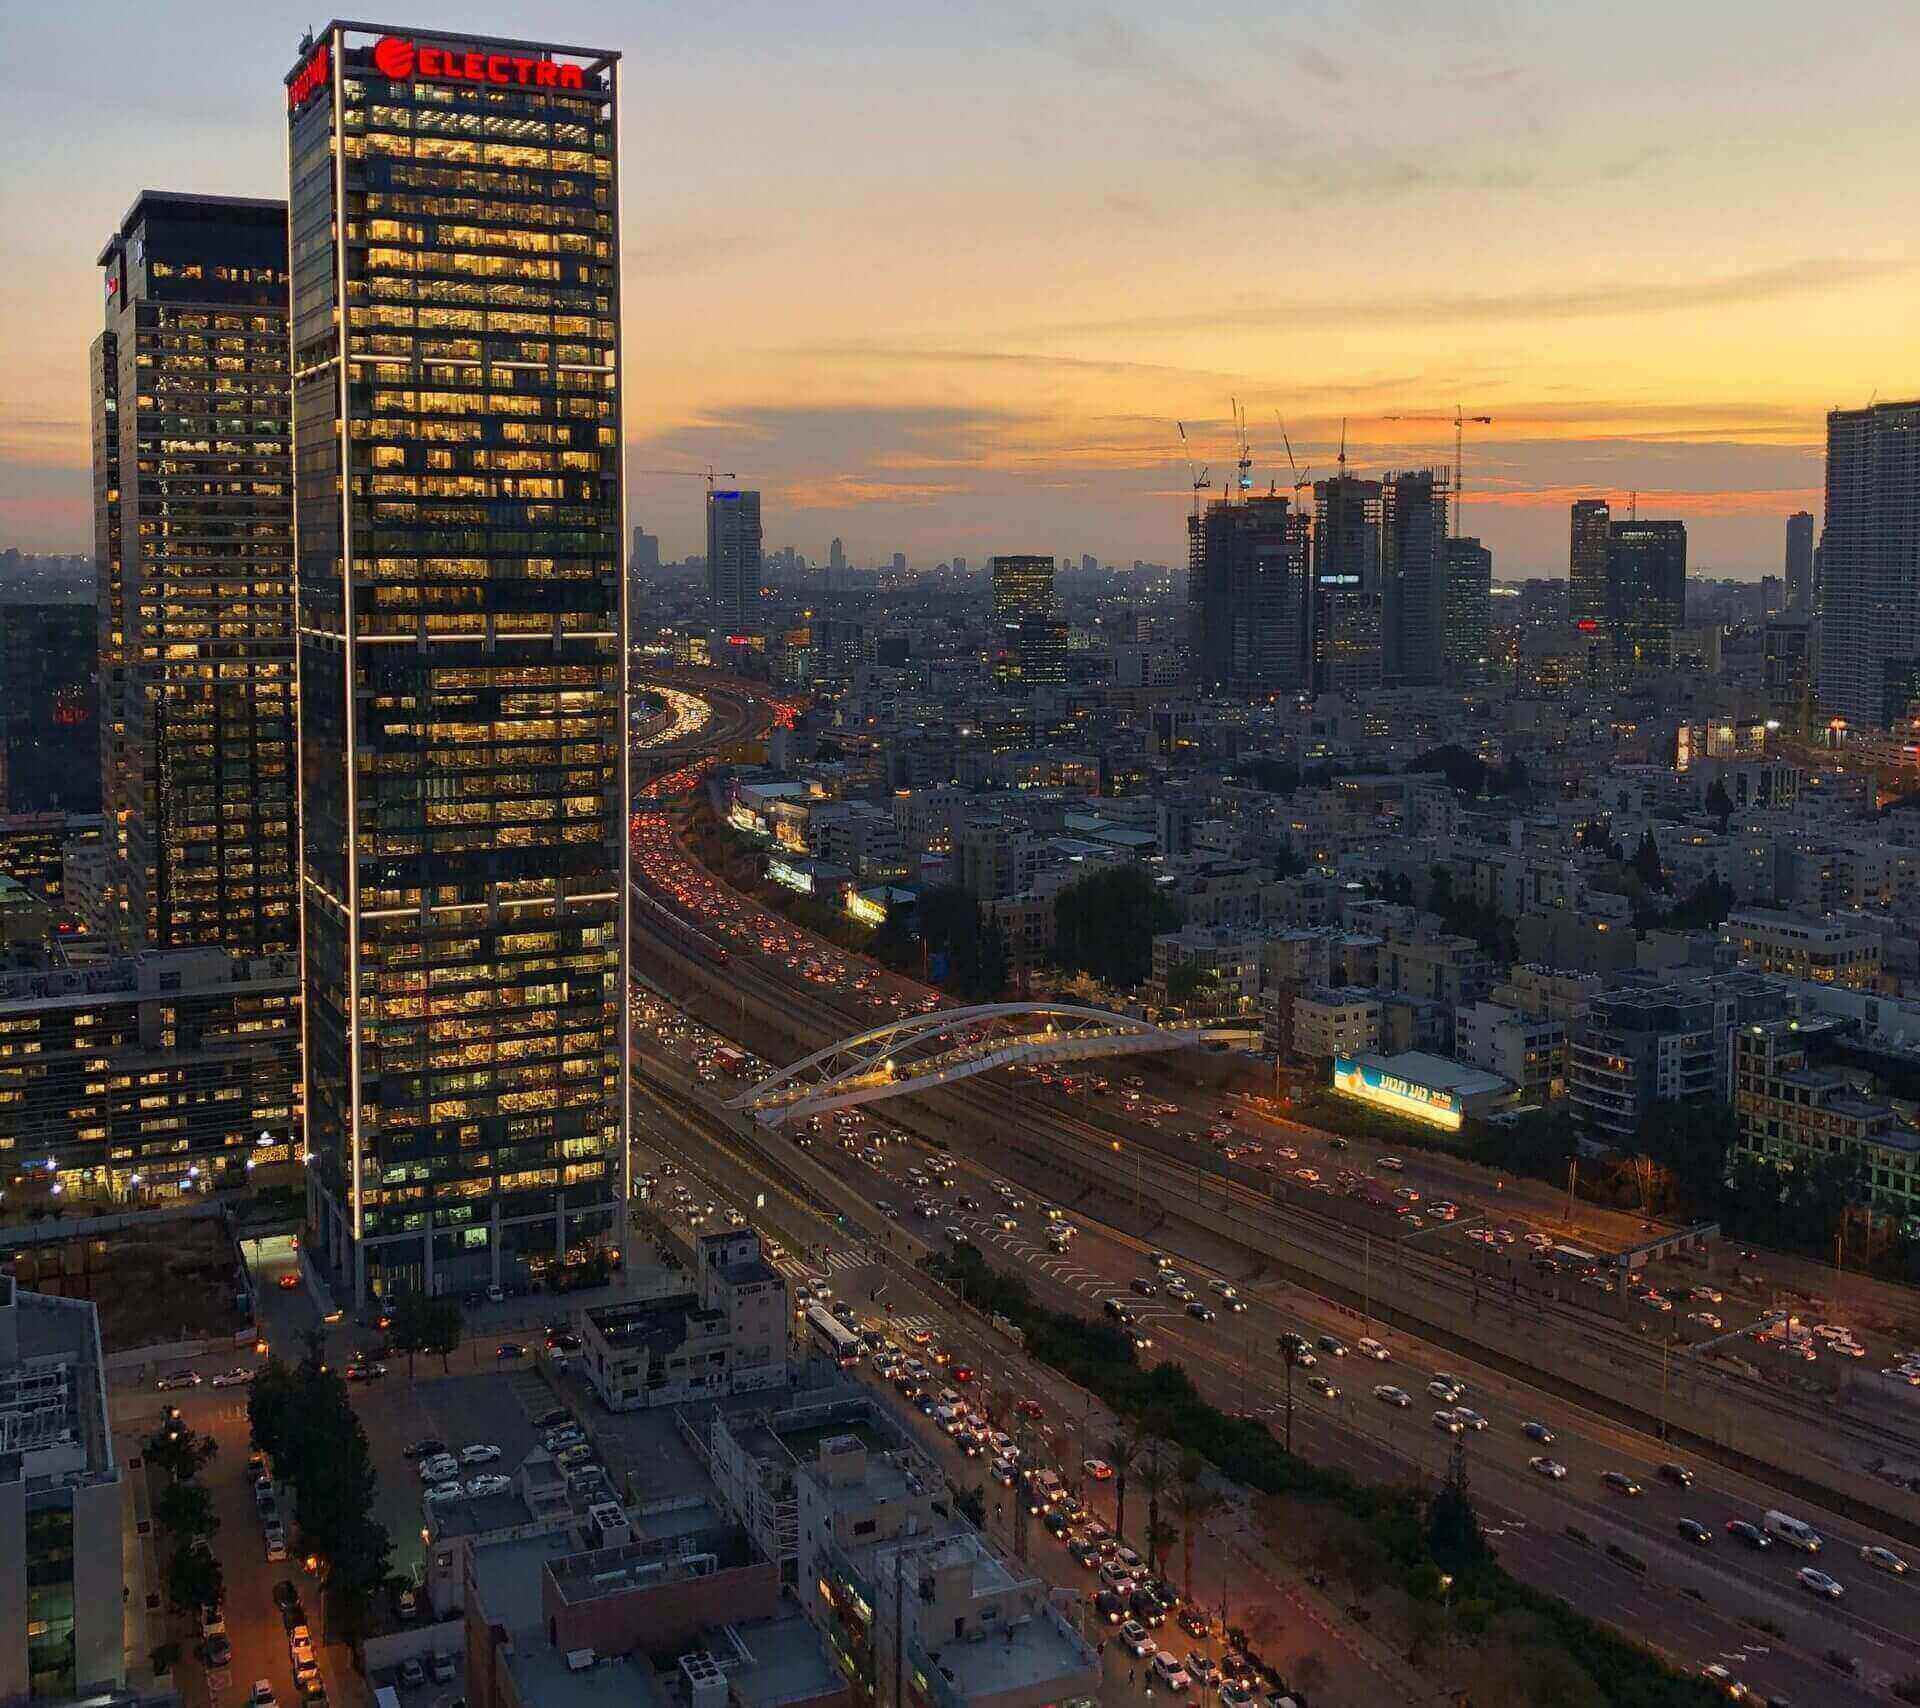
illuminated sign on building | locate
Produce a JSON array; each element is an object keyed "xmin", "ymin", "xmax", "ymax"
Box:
[
  {"xmin": 287, "ymin": 42, "xmax": 331, "ymax": 108},
  {"xmin": 1331, "ymin": 1054, "xmax": 1465, "ymax": 1132},
  {"xmin": 846, "ymin": 891, "xmax": 888, "ymax": 927},
  {"xmin": 767, "ymin": 857, "xmax": 815, "ymax": 895},
  {"xmin": 369, "ymin": 34, "xmax": 585, "ymax": 90}
]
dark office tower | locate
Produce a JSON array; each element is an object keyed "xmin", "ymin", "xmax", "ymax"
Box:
[
  {"xmin": 0, "ymin": 603, "xmax": 97, "ymax": 814},
  {"xmin": 1185, "ymin": 496, "xmax": 1309, "ymax": 695},
  {"xmin": 1606, "ymin": 520, "xmax": 1687, "ymax": 678},
  {"xmin": 287, "ymin": 24, "xmax": 627, "ymax": 1305},
  {"xmin": 706, "ymin": 488, "xmax": 762, "ymax": 625},
  {"xmin": 828, "ymin": 536, "xmax": 846, "ymax": 578},
  {"xmin": 1442, "ymin": 537, "xmax": 1493, "ymax": 684},
  {"xmin": 1309, "ymin": 475, "xmax": 1384, "ymax": 696},
  {"xmin": 93, "ymin": 193, "xmax": 295, "ymax": 957},
  {"xmin": 1569, "ymin": 498, "xmax": 1610, "ymax": 636},
  {"xmin": 629, "ymin": 525, "xmax": 660, "ymax": 575},
  {"xmin": 1381, "ymin": 470, "xmax": 1449, "ymax": 685},
  {"xmin": 1785, "ymin": 510, "xmax": 1814, "ymax": 613},
  {"xmin": 88, "ymin": 329, "xmax": 126, "ymax": 933},
  {"xmin": 991, "ymin": 553, "xmax": 1053, "ymax": 622},
  {"xmin": 990, "ymin": 554, "xmax": 1061, "ymax": 686},
  {"xmin": 1821, "ymin": 402, "xmax": 1920, "ymax": 729}
]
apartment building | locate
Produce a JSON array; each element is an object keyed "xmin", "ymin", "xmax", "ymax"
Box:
[
  {"xmin": 1150, "ymin": 926, "xmax": 1261, "ymax": 1005},
  {"xmin": 1454, "ymin": 1001, "xmax": 1566, "ymax": 1100},
  {"xmin": 1290, "ymin": 986, "xmax": 1382, "ymax": 1062},
  {"xmin": 1380, "ymin": 923, "xmax": 1495, "ymax": 1009},
  {"xmin": 1721, "ymin": 908, "xmax": 1880, "ymax": 989}
]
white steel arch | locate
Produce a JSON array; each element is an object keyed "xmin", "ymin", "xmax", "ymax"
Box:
[{"xmin": 725, "ymin": 1002, "xmax": 1222, "ymax": 1125}]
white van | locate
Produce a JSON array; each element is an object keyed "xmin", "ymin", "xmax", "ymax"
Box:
[{"xmin": 1762, "ymin": 1509, "xmax": 1823, "ymax": 1552}]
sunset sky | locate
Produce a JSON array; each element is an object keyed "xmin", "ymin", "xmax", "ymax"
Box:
[{"xmin": 6, "ymin": 1, "xmax": 1919, "ymax": 574}]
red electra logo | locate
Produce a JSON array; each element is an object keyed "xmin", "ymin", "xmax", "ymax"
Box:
[
  {"xmin": 1576, "ymin": 618, "xmax": 1599, "ymax": 632},
  {"xmin": 288, "ymin": 43, "xmax": 331, "ymax": 110},
  {"xmin": 370, "ymin": 35, "xmax": 586, "ymax": 90}
]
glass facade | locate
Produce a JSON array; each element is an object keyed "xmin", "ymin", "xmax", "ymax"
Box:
[
  {"xmin": 93, "ymin": 194, "xmax": 297, "ymax": 957},
  {"xmin": 287, "ymin": 24, "xmax": 627, "ymax": 1303},
  {"xmin": 24, "ymin": 1504, "xmax": 76, "ymax": 1700}
]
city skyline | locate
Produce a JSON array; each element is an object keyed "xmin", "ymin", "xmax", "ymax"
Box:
[{"xmin": 7, "ymin": 2, "xmax": 1920, "ymax": 571}]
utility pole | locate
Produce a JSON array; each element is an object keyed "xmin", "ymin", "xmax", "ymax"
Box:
[
  {"xmin": 1362, "ymin": 1235, "xmax": 1372, "ymax": 1335},
  {"xmin": 1564, "ymin": 1157, "xmax": 1579, "ymax": 1227}
]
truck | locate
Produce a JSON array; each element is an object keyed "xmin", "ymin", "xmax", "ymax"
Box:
[{"xmin": 1762, "ymin": 1509, "xmax": 1823, "ymax": 1552}]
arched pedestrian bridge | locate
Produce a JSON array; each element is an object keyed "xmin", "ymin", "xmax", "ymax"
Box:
[{"xmin": 726, "ymin": 1002, "xmax": 1235, "ymax": 1125}]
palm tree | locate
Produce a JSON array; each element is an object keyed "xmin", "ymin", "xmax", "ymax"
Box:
[
  {"xmin": 1278, "ymin": 1337, "xmax": 1301, "ymax": 1453},
  {"xmin": 1136, "ymin": 1440, "xmax": 1174, "ymax": 1572},
  {"xmin": 1098, "ymin": 1419, "xmax": 1143, "ymax": 1541},
  {"xmin": 1175, "ymin": 1454, "xmax": 1224, "ymax": 1604}
]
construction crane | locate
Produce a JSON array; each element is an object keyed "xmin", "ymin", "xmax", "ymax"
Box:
[
  {"xmin": 1175, "ymin": 423, "xmax": 1210, "ymax": 518},
  {"xmin": 1381, "ymin": 406, "xmax": 1491, "ymax": 535},
  {"xmin": 1230, "ymin": 396, "xmax": 1253, "ymax": 495},
  {"xmin": 634, "ymin": 464, "xmax": 738, "ymax": 491},
  {"xmin": 1274, "ymin": 414, "xmax": 1313, "ymax": 498}
]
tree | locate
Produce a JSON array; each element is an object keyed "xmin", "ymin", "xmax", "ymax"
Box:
[
  {"xmin": 156, "ymin": 1480, "xmax": 218, "ymax": 1543},
  {"xmin": 1165, "ymin": 958, "xmax": 1221, "ymax": 1009},
  {"xmin": 1136, "ymin": 1440, "xmax": 1174, "ymax": 1571},
  {"xmin": 1632, "ymin": 827, "xmax": 1669, "ymax": 893},
  {"xmin": 1174, "ymin": 1456, "xmax": 1223, "ymax": 1602},
  {"xmin": 145, "ymin": 1422, "xmax": 217, "ymax": 1484},
  {"xmin": 1099, "ymin": 1420, "xmax": 1144, "ymax": 1543},
  {"xmin": 917, "ymin": 885, "xmax": 1008, "ymax": 1000},
  {"xmin": 951, "ymin": 1484, "xmax": 986, "ymax": 1527},
  {"xmin": 165, "ymin": 1544, "xmax": 224, "ymax": 1617},
  {"xmin": 1705, "ymin": 777, "xmax": 1734, "ymax": 831},
  {"xmin": 387, "ymin": 1291, "xmax": 433, "ymax": 1380},
  {"xmin": 424, "ymin": 1298, "xmax": 465, "ymax": 1372},
  {"xmin": 1051, "ymin": 865, "xmax": 1178, "ymax": 989}
]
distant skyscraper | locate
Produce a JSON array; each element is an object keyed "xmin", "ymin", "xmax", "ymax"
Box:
[
  {"xmin": 630, "ymin": 525, "xmax": 661, "ymax": 574},
  {"xmin": 1185, "ymin": 496, "xmax": 1309, "ymax": 695},
  {"xmin": 1606, "ymin": 520, "xmax": 1687, "ymax": 677},
  {"xmin": 287, "ymin": 23, "xmax": 626, "ymax": 1304},
  {"xmin": 991, "ymin": 555, "xmax": 1063, "ymax": 686},
  {"xmin": 1569, "ymin": 499, "xmax": 1611, "ymax": 637},
  {"xmin": 1381, "ymin": 470, "xmax": 1449, "ymax": 685},
  {"xmin": 1309, "ymin": 475, "xmax": 1384, "ymax": 696},
  {"xmin": 992, "ymin": 554, "xmax": 1053, "ymax": 622},
  {"xmin": 1784, "ymin": 510, "xmax": 1814, "ymax": 613},
  {"xmin": 829, "ymin": 536, "xmax": 846, "ymax": 574},
  {"xmin": 1819, "ymin": 400, "xmax": 1920, "ymax": 729},
  {"xmin": 93, "ymin": 191, "xmax": 294, "ymax": 956},
  {"xmin": 952, "ymin": 555, "xmax": 967, "ymax": 576},
  {"xmin": 0, "ymin": 603, "xmax": 97, "ymax": 815},
  {"xmin": 1080, "ymin": 552, "xmax": 1097, "ymax": 575},
  {"xmin": 1442, "ymin": 537, "xmax": 1493, "ymax": 684},
  {"xmin": 707, "ymin": 489, "xmax": 763, "ymax": 625}
]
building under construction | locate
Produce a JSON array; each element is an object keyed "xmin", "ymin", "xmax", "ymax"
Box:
[{"xmin": 1186, "ymin": 495, "xmax": 1311, "ymax": 695}]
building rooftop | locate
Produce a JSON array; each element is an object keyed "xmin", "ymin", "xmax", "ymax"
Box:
[
  {"xmin": 1360, "ymin": 1050, "xmax": 1510, "ymax": 1100},
  {"xmin": 721, "ymin": 1612, "xmax": 845, "ymax": 1708},
  {"xmin": 586, "ymin": 1294, "xmax": 716, "ymax": 1353},
  {"xmin": 548, "ymin": 1526, "xmax": 758, "ymax": 1606}
]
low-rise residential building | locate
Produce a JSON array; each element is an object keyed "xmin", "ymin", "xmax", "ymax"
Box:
[
  {"xmin": 1733, "ymin": 1020, "xmax": 1920, "ymax": 1223},
  {"xmin": 1492, "ymin": 964, "xmax": 1603, "ymax": 1022},
  {"xmin": 1721, "ymin": 908, "xmax": 1880, "ymax": 989},
  {"xmin": 1454, "ymin": 1000, "xmax": 1565, "ymax": 1100},
  {"xmin": 1380, "ymin": 922, "xmax": 1495, "ymax": 1009},
  {"xmin": 580, "ymin": 1229, "xmax": 788, "ymax": 1411},
  {"xmin": 1291, "ymin": 986, "xmax": 1382, "ymax": 1062},
  {"xmin": 1150, "ymin": 925, "xmax": 1260, "ymax": 1006}
]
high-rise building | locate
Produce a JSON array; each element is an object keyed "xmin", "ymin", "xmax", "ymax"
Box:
[
  {"xmin": 706, "ymin": 488, "xmax": 763, "ymax": 625},
  {"xmin": 629, "ymin": 525, "xmax": 660, "ymax": 574},
  {"xmin": 1606, "ymin": 519, "xmax": 1687, "ymax": 678},
  {"xmin": 828, "ymin": 536, "xmax": 846, "ymax": 574},
  {"xmin": 1442, "ymin": 537, "xmax": 1493, "ymax": 683},
  {"xmin": 991, "ymin": 553, "xmax": 1053, "ymax": 623},
  {"xmin": 1569, "ymin": 498, "xmax": 1610, "ymax": 637},
  {"xmin": 93, "ymin": 192, "xmax": 295, "ymax": 956},
  {"xmin": 1309, "ymin": 475, "xmax": 1384, "ymax": 696},
  {"xmin": 990, "ymin": 555, "xmax": 1064, "ymax": 687},
  {"xmin": 1080, "ymin": 552, "xmax": 1096, "ymax": 575},
  {"xmin": 1381, "ymin": 470, "xmax": 1448, "ymax": 685},
  {"xmin": 0, "ymin": 603, "xmax": 97, "ymax": 817},
  {"xmin": 287, "ymin": 23, "xmax": 627, "ymax": 1304},
  {"xmin": 1185, "ymin": 496, "xmax": 1309, "ymax": 695},
  {"xmin": 1785, "ymin": 510, "xmax": 1815, "ymax": 613},
  {"xmin": 87, "ymin": 329, "xmax": 125, "ymax": 935},
  {"xmin": 1819, "ymin": 400, "xmax": 1920, "ymax": 730}
]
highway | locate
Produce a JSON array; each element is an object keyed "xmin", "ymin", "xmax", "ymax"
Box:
[{"xmin": 623, "ymin": 673, "xmax": 1920, "ymax": 1701}]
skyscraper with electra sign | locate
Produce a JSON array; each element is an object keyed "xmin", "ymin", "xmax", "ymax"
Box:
[{"xmin": 286, "ymin": 23, "xmax": 627, "ymax": 1304}]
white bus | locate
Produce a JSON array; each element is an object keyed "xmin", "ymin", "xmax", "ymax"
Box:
[{"xmin": 806, "ymin": 1304, "xmax": 863, "ymax": 1367}]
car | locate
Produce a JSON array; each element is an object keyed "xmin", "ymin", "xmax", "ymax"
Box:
[
  {"xmin": 1451, "ymin": 1406, "xmax": 1489, "ymax": 1430},
  {"xmin": 424, "ymin": 1480, "xmax": 465, "ymax": 1503},
  {"xmin": 1306, "ymin": 1373, "xmax": 1340, "ymax": 1399},
  {"xmin": 1699, "ymin": 1663, "xmax": 1750, "ymax": 1699},
  {"xmin": 1186, "ymin": 1302, "xmax": 1217, "ymax": 1322},
  {"xmin": 1726, "ymin": 1520, "xmax": 1771, "ymax": 1550},
  {"xmin": 1219, "ymin": 1684, "xmax": 1257, "ymax": 1708},
  {"xmin": 278, "ymin": 1273, "xmax": 301, "ymax": 1290},
  {"xmin": 1521, "ymin": 1421, "xmax": 1554, "ymax": 1443},
  {"xmin": 201, "ymin": 1604, "xmax": 227, "ymax": 1640},
  {"xmin": 290, "ymin": 1640, "xmax": 316, "ymax": 1673},
  {"xmin": 210, "ymin": 1367, "xmax": 255, "ymax": 1388},
  {"xmin": 495, "ymin": 1342, "xmax": 526, "ymax": 1359},
  {"xmin": 1132, "ymin": 1278, "xmax": 1158, "ymax": 1297},
  {"xmin": 274, "ymin": 1580, "xmax": 304, "ymax": 1615},
  {"xmin": 419, "ymin": 1455, "xmax": 460, "ymax": 1481},
  {"xmin": 460, "ymin": 1443, "xmax": 501, "ymax": 1465},
  {"xmin": 1676, "ymin": 1518, "xmax": 1713, "ymax": 1546},
  {"xmin": 544, "ymin": 1426, "xmax": 584, "ymax": 1451},
  {"xmin": 1600, "ymin": 1471, "xmax": 1643, "ymax": 1496},
  {"xmin": 1119, "ymin": 1620, "xmax": 1156, "ymax": 1659},
  {"xmin": 251, "ymin": 1682, "xmax": 279, "ymax": 1708},
  {"xmin": 1691, "ymin": 1285, "xmax": 1724, "ymax": 1304},
  {"xmin": 399, "ymin": 1658, "xmax": 427, "ymax": 1688},
  {"xmin": 1427, "ymin": 1378, "xmax": 1463, "ymax": 1403},
  {"xmin": 405, "ymin": 1438, "xmax": 449, "ymax": 1460},
  {"xmin": 1179, "ymin": 1608, "xmax": 1211, "ymax": 1641},
  {"xmin": 1130, "ymin": 1588, "xmax": 1168, "ymax": 1626},
  {"xmin": 467, "ymin": 1474, "xmax": 511, "ymax": 1497},
  {"xmin": 266, "ymin": 1532, "xmax": 289, "ymax": 1561},
  {"xmin": 1373, "ymin": 1384, "xmax": 1411, "ymax": 1407},
  {"xmin": 554, "ymin": 1444, "xmax": 594, "ymax": 1470},
  {"xmin": 1432, "ymin": 1409, "xmax": 1462, "ymax": 1433},
  {"xmin": 1861, "ymin": 1544, "xmax": 1909, "ymax": 1575},
  {"xmin": 1068, "ymin": 1539, "xmax": 1102, "ymax": 1569},
  {"xmin": 202, "ymin": 1634, "xmax": 234, "ymax": 1669},
  {"xmin": 1797, "ymin": 1566, "xmax": 1844, "ymax": 1599},
  {"xmin": 1376, "ymin": 1155, "xmax": 1404, "ymax": 1171},
  {"xmin": 1094, "ymin": 1590, "xmax": 1128, "ymax": 1625},
  {"xmin": 288, "ymin": 1623, "xmax": 311, "ymax": 1650},
  {"xmin": 1083, "ymin": 1458, "xmax": 1114, "ymax": 1481},
  {"xmin": 1528, "ymin": 1456, "xmax": 1567, "ymax": 1479},
  {"xmin": 1278, "ymin": 1333, "xmax": 1317, "ymax": 1366},
  {"xmin": 1355, "ymin": 1337, "xmax": 1390, "ymax": 1361},
  {"xmin": 1657, "ymin": 1461, "xmax": 1693, "ymax": 1488},
  {"xmin": 155, "ymin": 1371, "xmax": 201, "ymax": 1391},
  {"xmin": 1015, "ymin": 1397, "xmax": 1045, "ymax": 1420},
  {"xmin": 1317, "ymin": 1334, "xmax": 1347, "ymax": 1357},
  {"xmin": 1151, "ymin": 1652, "xmax": 1192, "ymax": 1691}
]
